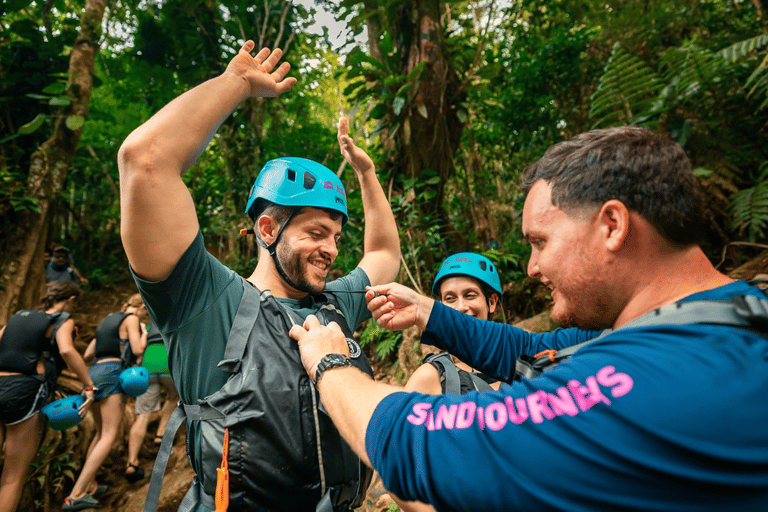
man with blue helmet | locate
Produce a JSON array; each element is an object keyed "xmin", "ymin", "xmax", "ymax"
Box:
[{"xmin": 118, "ymin": 40, "xmax": 400, "ymax": 512}]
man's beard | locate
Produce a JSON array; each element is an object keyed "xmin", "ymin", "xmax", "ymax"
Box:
[{"xmin": 276, "ymin": 240, "xmax": 326, "ymax": 294}]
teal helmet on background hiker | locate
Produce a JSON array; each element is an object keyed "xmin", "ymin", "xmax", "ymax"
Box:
[
  {"xmin": 245, "ymin": 157, "xmax": 348, "ymax": 224},
  {"xmin": 245, "ymin": 157, "xmax": 348, "ymax": 293},
  {"xmin": 432, "ymin": 252, "xmax": 503, "ymax": 300}
]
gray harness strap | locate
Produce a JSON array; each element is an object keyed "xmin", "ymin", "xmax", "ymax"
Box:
[
  {"xmin": 142, "ymin": 280, "xmax": 259, "ymax": 512},
  {"xmin": 515, "ymin": 294, "xmax": 768, "ymax": 381},
  {"xmin": 142, "ymin": 405, "xmax": 188, "ymax": 512},
  {"xmin": 424, "ymin": 353, "xmax": 493, "ymax": 394},
  {"xmin": 218, "ymin": 279, "xmax": 262, "ymax": 374}
]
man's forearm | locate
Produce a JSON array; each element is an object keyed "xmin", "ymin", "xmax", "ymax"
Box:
[
  {"xmin": 358, "ymin": 168, "xmax": 401, "ymax": 283},
  {"xmin": 316, "ymin": 366, "xmax": 402, "ymax": 467}
]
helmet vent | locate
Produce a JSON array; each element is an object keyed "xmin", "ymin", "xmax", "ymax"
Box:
[
  {"xmin": 303, "ymin": 172, "xmax": 316, "ymax": 189},
  {"xmin": 479, "ymin": 261, "xmax": 487, "ymax": 271},
  {"xmin": 287, "ymin": 169, "xmax": 297, "ymax": 181}
]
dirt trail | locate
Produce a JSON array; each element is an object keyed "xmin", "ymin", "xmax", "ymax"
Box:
[{"xmin": 40, "ymin": 279, "xmax": 194, "ymax": 512}]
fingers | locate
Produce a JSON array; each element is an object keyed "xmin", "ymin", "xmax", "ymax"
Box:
[
  {"xmin": 240, "ymin": 40, "xmax": 256, "ymax": 54},
  {"xmin": 253, "ymin": 46, "xmax": 271, "ymax": 63},
  {"xmin": 261, "ymin": 47, "xmax": 284, "ymax": 72},
  {"xmin": 338, "ymin": 116, "xmax": 349, "ymax": 139},
  {"xmin": 303, "ymin": 314, "xmax": 321, "ymax": 330},
  {"xmin": 289, "ymin": 324, "xmax": 306, "ymax": 342}
]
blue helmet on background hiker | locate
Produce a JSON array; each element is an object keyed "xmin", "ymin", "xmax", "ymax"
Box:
[
  {"xmin": 245, "ymin": 157, "xmax": 348, "ymax": 225},
  {"xmin": 432, "ymin": 252, "xmax": 503, "ymax": 300},
  {"xmin": 244, "ymin": 157, "xmax": 347, "ymax": 293}
]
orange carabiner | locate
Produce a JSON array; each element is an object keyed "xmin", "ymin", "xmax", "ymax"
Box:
[{"xmin": 215, "ymin": 428, "xmax": 230, "ymax": 512}]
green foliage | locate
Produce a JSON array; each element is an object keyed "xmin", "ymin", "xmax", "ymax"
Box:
[
  {"xmin": 729, "ymin": 164, "xmax": 768, "ymax": 243},
  {"xmin": 0, "ymin": 167, "xmax": 39, "ymax": 213},
  {"xmin": 590, "ymin": 43, "xmax": 663, "ymax": 127},
  {"xmin": 359, "ymin": 318, "xmax": 402, "ymax": 359}
]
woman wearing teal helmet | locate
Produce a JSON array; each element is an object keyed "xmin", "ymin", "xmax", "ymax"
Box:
[{"xmin": 405, "ymin": 252, "xmax": 503, "ymax": 395}]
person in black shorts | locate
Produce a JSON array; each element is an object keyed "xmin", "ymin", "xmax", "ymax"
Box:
[
  {"xmin": 0, "ymin": 281, "xmax": 95, "ymax": 512},
  {"xmin": 63, "ymin": 294, "xmax": 147, "ymax": 510}
]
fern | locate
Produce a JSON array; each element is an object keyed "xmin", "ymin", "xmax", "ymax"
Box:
[
  {"xmin": 729, "ymin": 167, "xmax": 768, "ymax": 242},
  {"xmin": 590, "ymin": 42, "xmax": 662, "ymax": 127},
  {"xmin": 745, "ymin": 53, "xmax": 768, "ymax": 110},
  {"xmin": 719, "ymin": 32, "xmax": 768, "ymax": 111},
  {"xmin": 717, "ymin": 33, "xmax": 768, "ymax": 61},
  {"xmin": 359, "ymin": 320, "xmax": 402, "ymax": 359}
]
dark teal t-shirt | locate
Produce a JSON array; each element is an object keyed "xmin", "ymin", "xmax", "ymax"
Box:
[{"xmin": 132, "ymin": 231, "xmax": 372, "ymax": 508}]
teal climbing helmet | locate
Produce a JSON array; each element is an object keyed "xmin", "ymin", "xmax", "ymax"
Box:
[
  {"xmin": 432, "ymin": 252, "xmax": 503, "ymax": 299},
  {"xmin": 245, "ymin": 157, "xmax": 348, "ymax": 225}
]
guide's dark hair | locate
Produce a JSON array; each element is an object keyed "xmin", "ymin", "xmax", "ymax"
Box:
[{"xmin": 521, "ymin": 125, "xmax": 705, "ymax": 246}]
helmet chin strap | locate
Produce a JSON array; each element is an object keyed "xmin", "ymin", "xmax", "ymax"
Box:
[{"xmin": 256, "ymin": 210, "xmax": 316, "ymax": 295}]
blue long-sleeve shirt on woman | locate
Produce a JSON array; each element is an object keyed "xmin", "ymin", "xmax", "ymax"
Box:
[{"xmin": 365, "ymin": 281, "xmax": 768, "ymax": 512}]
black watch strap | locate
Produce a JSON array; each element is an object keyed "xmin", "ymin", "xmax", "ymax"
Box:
[{"xmin": 314, "ymin": 353, "xmax": 352, "ymax": 384}]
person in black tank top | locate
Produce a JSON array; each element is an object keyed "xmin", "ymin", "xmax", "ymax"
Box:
[
  {"xmin": 0, "ymin": 281, "xmax": 95, "ymax": 512},
  {"xmin": 63, "ymin": 293, "xmax": 147, "ymax": 511}
]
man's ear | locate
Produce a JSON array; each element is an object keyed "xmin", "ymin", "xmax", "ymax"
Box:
[
  {"xmin": 598, "ymin": 200, "xmax": 630, "ymax": 252},
  {"xmin": 257, "ymin": 215, "xmax": 278, "ymax": 245}
]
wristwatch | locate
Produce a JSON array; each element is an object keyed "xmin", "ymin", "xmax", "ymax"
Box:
[{"xmin": 313, "ymin": 353, "xmax": 352, "ymax": 384}]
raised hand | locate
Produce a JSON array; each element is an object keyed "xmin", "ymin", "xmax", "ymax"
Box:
[
  {"xmin": 338, "ymin": 116, "xmax": 374, "ymax": 174},
  {"xmin": 226, "ymin": 40, "xmax": 297, "ymax": 98},
  {"xmin": 365, "ymin": 283, "xmax": 434, "ymax": 332}
]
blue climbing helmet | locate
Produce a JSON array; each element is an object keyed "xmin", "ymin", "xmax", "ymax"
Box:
[
  {"xmin": 41, "ymin": 394, "xmax": 85, "ymax": 430},
  {"xmin": 245, "ymin": 157, "xmax": 348, "ymax": 225},
  {"xmin": 119, "ymin": 366, "xmax": 150, "ymax": 397},
  {"xmin": 432, "ymin": 252, "xmax": 503, "ymax": 300},
  {"xmin": 244, "ymin": 157, "xmax": 348, "ymax": 293}
]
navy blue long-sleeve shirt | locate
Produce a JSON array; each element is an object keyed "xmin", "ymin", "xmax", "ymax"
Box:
[{"xmin": 365, "ymin": 281, "xmax": 768, "ymax": 511}]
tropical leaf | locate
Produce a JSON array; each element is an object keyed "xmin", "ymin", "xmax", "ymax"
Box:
[
  {"xmin": 729, "ymin": 168, "xmax": 768, "ymax": 242},
  {"xmin": 717, "ymin": 33, "xmax": 768, "ymax": 62},
  {"xmin": 590, "ymin": 43, "xmax": 662, "ymax": 127}
]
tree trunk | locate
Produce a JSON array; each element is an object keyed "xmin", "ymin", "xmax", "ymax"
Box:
[{"xmin": 0, "ymin": 0, "xmax": 107, "ymax": 325}]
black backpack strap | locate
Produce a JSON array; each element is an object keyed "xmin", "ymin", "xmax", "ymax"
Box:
[
  {"xmin": 43, "ymin": 312, "xmax": 71, "ymax": 392},
  {"xmin": 466, "ymin": 372, "xmax": 494, "ymax": 392}
]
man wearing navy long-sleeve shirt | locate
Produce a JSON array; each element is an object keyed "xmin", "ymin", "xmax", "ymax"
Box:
[{"xmin": 289, "ymin": 126, "xmax": 768, "ymax": 512}]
